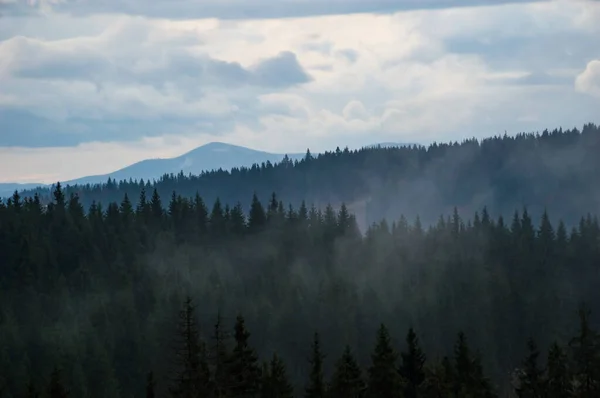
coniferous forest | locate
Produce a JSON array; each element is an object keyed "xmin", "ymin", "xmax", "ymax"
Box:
[
  {"xmin": 2, "ymin": 124, "xmax": 600, "ymax": 397},
  {"xmin": 20, "ymin": 123, "xmax": 600, "ymax": 229}
]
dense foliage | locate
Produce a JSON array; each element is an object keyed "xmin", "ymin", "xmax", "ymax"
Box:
[
  {"xmin": 18, "ymin": 123, "xmax": 600, "ymax": 229},
  {"xmin": 1, "ymin": 184, "xmax": 600, "ymax": 397}
]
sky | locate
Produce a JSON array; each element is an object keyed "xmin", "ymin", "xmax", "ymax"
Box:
[{"xmin": 0, "ymin": 0, "xmax": 599, "ymax": 183}]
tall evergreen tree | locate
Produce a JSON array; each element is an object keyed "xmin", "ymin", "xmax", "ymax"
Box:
[
  {"xmin": 569, "ymin": 305, "xmax": 600, "ymax": 398},
  {"xmin": 515, "ymin": 338, "xmax": 544, "ymax": 398},
  {"xmin": 209, "ymin": 311, "xmax": 230, "ymax": 398},
  {"xmin": 25, "ymin": 379, "xmax": 39, "ymax": 398},
  {"xmin": 399, "ymin": 327, "xmax": 426, "ymax": 398},
  {"xmin": 261, "ymin": 354, "xmax": 294, "ymax": 398},
  {"xmin": 146, "ymin": 372, "xmax": 156, "ymax": 398},
  {"xmin": 46, "ymin": 367, "xmax": 69, "ymax": 398},
  {"xmin": 305, "ymin": 333, "xmax": 326, "ymax": 398},
  {"xmin": 545, "ymin": 342, "xmax": 571, "ymax": 398},
  {"xmin": 328, "ymin": 345, "xmax": 364, "ymax": 398},
  {"xmin": 169, "ymin": 296, "xmax": 210, "ymax": 398},
  {"xmin": 228, "ymin": 315, "xmax": 261, "ymax": 398},
  {"xmin": 366, "ymin": 324, "xmax": 402, "ymax": 398}
]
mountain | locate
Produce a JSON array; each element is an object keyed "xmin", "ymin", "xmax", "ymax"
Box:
[
  {"xmin": 1, "ymin": 141, "xmax": 418, "ymax": 198},
  {"xmin": 64, "ymin": 142, "xmax": 308, "ymax": 186},
  {"xmin": 16, "ymin": 123, "xmax": 600, "ymax": 230},
  {"xmin": 0, "ymin": 143, "xmax": 308, "ymax": 197},
  {"xmin": 0, "ymin": 183, "xmax": 42, "ymax": 198}
]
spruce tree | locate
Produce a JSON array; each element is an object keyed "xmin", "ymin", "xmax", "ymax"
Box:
[
  {"xmin": 399, "ymin": 327, "xmax": 426, "ymax": 398},
  {"xmin": 305, "ymin": 332, "xmax": 326, "ymax": 398},
  {"xmin": 146, "ymin": 372, "xmax": 156, "ymax": 398},
  {"xmin": 419, "ymin": 360, "xmax": 452, "ymax": 398},
  {"xmin": 248, "ymin": 194, "xmax": 267, "ymax": 233},
  {"xmin": 261, "ymin": 354, "xmax": 294, "ymax": 398},
  {"xmin": 25, "ymin": 379, "xmax": 39, "ymax": 398},
  {"xmin": 328, "ymin": 345, "xmax": 364, "ymax": 398},
  {"xmin": 366, "ymin": 324, "xmax": 402, "ymax": 398},
  {"xmin": 545, "ymin": 342, "xmax": 571, "ymax": 398},
  {"xmin": 169, "ymin": 296, "xmax": 210, "ymax": 398},
  {"xmin": 209, "ymin": 311, "xmax": 230, "ymax": 398},
  {"xmin": 227, "ymin": 315, "xmax": 261, "ymax": 398},
  {"xmin": 453, "ymin": 332, "xmax": 478, "ymax": 397},
  {"xmin": 515, "ymin": 338, "xmax": 544, "ymax": 398},
  {"xmin": 569, "ymin": 305, "xmax": 600, "ymax": 398},
  {"xmin": 46, "ymin": 367, "xmax": 69, "ymax": 398}
]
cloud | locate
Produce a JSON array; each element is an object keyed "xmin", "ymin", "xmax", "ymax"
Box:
[
  {"xmin": 336, "ymin": 49, "xmax": 359, "ymax": 64},
  {"xmin": 0, "ymin": 32, "xmax": 310, "ymax": 89},
  {"xmin": 250, "ymin": 51, "xmax": 312, "ymax": 87},
  {"xmin": 0, "ymin": 0, "xmax": 599, "ymax": 182},
  {"xmin": 0, "ymin": 18, "xmax": 312, "ymax": 146},
  {"xmin": 575, "ymin": 60, "xmax": 600, "ymax": 98},
  {"xmin": 1, "ymin": 0, "xmax": 549, "ymax": 20}
]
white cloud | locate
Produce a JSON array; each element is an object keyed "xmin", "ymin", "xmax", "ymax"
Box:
[
  {"xmin": 0, "ymin": 0, "xmax": 599, "ymax": 182},
  {"xmin": 575, "ymin": 60, "xmax": 600, "ymax": 98}
]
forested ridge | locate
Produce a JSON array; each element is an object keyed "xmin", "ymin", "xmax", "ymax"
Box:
[
  {"xmin": 17, "ymin": 123, "xmax": 600, "ymax": 229},
  {"xmin": 2, "ymin": 183, "xmax": 600, "ymax": 397}
]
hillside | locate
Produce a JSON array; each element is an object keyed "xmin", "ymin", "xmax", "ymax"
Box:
[
  {"xmin": 0, "ymin": 183, "xmax": 41, "ymax": 198},
  {"xmin": 2, "ymin": 174, "xmax": 600, "ymax": 397},
  {"xmin": 66, "ymin": 142, "xmax": 308, "ymax": 186},
  {"xmin": 18, "ymin": 123, "xmax": 600, "ymax": 229},
  {"xmin": 1, "ymin": 141, "xmax": 414, "ymax": 198}
]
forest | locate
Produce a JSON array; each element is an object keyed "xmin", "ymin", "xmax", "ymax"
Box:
[
  {"xmin": 1, "ymin": 181, "xmax": 600, "ymax": 397},
  {"xmin": 18, "ymin": 123, "xmax": 600, "ymax": 229}
]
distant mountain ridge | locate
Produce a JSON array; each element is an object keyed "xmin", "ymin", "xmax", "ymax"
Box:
[
  {"xmin": 0, "ymin": 141, "xmax": 413, "ymax": 197},
  {"xmin": 65, "ymin": 142, "xmax": 308, "ymax": 186}
]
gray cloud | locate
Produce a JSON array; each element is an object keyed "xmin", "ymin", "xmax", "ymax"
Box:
[
  {"xmin": 444, "ymin": 32, "xmax": 600, "ymax": 71},
  {"xmin": 1, "ymin": 0, "xmax": 548, "ymax": 19},
  {"xmin": 336, "ymin": 49, "xmax": 359, "ymax": 64},
  {"xmin": 2, "ymin": 36, "xmax": 311, "ymax": 90},
  {"xmin": 0, "ymin": 0, "xmax": 598, "ymax": 161},
  {"xmin": 484, "ymin": 71, "xmax": 575, "ymax": 87},
  {"xmin": 250, "ymin": 51, "xmax": 312, "ymax": 88},
  {"xmin": 301, "ymin": 41, "xmax": 333, "ymax": 55},
  {"xmin": 511, "ymin": 72, "xmax": 573, "ymax": 86},
  {"xmin": 0, "ymin": 105, "xmax": 253, "ymax": 147}
]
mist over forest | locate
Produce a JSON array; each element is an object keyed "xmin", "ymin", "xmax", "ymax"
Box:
[
  {"xmin": 1, "ymin": 124, "xmax": 600, "ymax": 397},
  {"xmin": 18, "ymin": 123, "xmax": 600, "ymax": 231}
]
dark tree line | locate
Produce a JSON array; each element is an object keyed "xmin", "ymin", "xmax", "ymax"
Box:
[
  {"xmin": 16, "ymin": 123, "xmax": 600, "ymax": 229},
  {"xmin": 1, "ymin": 185, "xmax": 600, "ymax": 396},
  {"xmin": 17, "ymin": 297, "xmax": 600, "ymax": 398}
]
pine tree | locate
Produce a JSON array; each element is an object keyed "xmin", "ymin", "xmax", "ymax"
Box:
[
  {"xmin": 227, "ymin": 315, "xmax": 261, "ymax": 398},
  {"xmin": 136, "ymin": 188, "xmax": 151, "ymax": 221},
  {"xmin": 25, "ymin": 379, "xmax": 39, "ymax": 398},
  {"xmin": 192, "ymin": 193, "xmax": 209, "ymax": 237},
  {"xmin": 46, "ymin": 367, "xmax": 69, "ymax": 398},
  {"xmin": 366, "ymin": 324, "xmax": 402, "ymax": 398},
  {"xmin": 248, "ymin": 194, "xmax": 267, "ymax": 233},
  {"xmin": 328, "ymin": 345, "xmax": 364, "ymax": 398},
  {"xmin": 209, "ymin": 198, "xmax": 226, "ymax": 238},
  {"xmin": 399, "ymin": 327, "xmax": 426, "ymax": 398},
  {"xmin": 209, "ymin": 311, "xmax": 230, "ymax": 398},
  {"xmin": 261, "ymin": 354, "xmax": 294, "ymax": 398},
  {"xmin": 305, "ymin": 332, "xmax": 326, "ymax": 398},
  {"xmin": 545, "ymin": 342, "xmax": 571, "ymax": 398},
  {"xmin": 453, "ymin": 332, "xmax": 480, "ymax": 397},
  {"xmin": 146, "ymin": 372, "xmax": 156, "ymax": 398},
  {"xmin": 169, "ymin": 296, "xmax": 211, "ymax": 398},
  {"xmin": 419, "ymin": 360, "xmax": 452, "ymax": 398},
  {"xmin": 569, "ymin": 305, "xmax": 600, "ymax": 398},
  {"xmin": 515, "ymin": 338, "xmax": 544, "ymax": 398},
  {"xmin": 230, "ymin": 203, "xmax": 247, "ymax": 236},
  {"xmin": 150, "ymin": 189, "xmax": 163, "ymax": 225}
]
